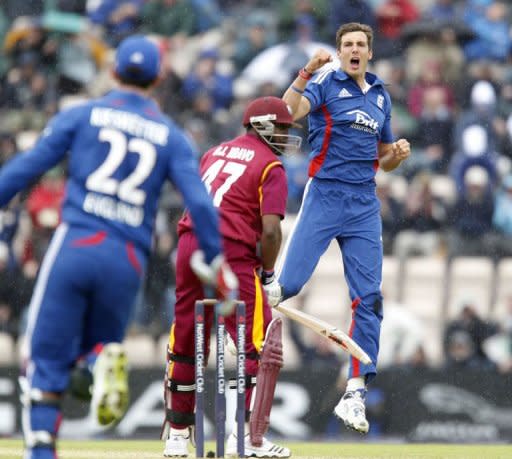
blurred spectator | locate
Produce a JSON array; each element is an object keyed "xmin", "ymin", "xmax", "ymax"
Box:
[
  {"xmin": 375, "ymin": 172, "xmax": 403, "ymax": 255},
  {"xmin": 446, "ymin": 165, "xmax": 497, "ymax": 258},
  {"xmin": 424, "ymin": 0, "xmax": 463, "ymax": 22},
  {"xmin": 0, "ymin": 6, "xmax": 10, "ymax": 78},
  {"xmin": 407, "ymin": 60, "xmax": 455, "ymax": 119},
  {"xmin": 484, "ymin": 293, "xmax": 512, "ymax": 373},
  {"xmin": 463, "ymin": 0, "xmax": 511, "ymax": 63},
  {"xmin": 190, "ymin": 0, "xmax": 223, "ymax": 33},
  {"xmin": 4, "ymin": 16, "xmax": 59, "ymax": 72},
  {"xmin": 378, "ymin": 299, "xmax": 425, "ymax": 369},
  {"xmin": 56, "ymin": 0, "xmax": 88, "ymax": 14},
  {"xmin": 4, "ymin": 0, "xmax": 44, "ymax": 19},
  {"xmin": 449, "ymin": 124, "xmax": 499, "ymax": 194},
  {"xmin": 141, "ymin": 0, "xmax": 196, "ymax": 38},
  {"xmin": 56, "ymin": 31, "xmax": 103, "ymax": 94},
  {"xmin": 374, "ymin": 0, "xmax": 419, "ymax": 59},
  {"xmin": 328, "ymin": 0, "xmax": 377, "ymax": 38},
  {"xmin": 404, "ymin": 20, "xmax": 465, "ymax": 86},
  {"xmin": 413, "ymin": 86, "xmax": 454, "ymax": 173},
  {"xmin": 181, "ymin": 48, "xmax": 233, "ymax": 113},
  {"xmin": 491, "ymin": 174, "xmax": 512, "ymax": 258},
  {"xmin": 25, "ymin": 167, "xmax": 65, "ymax": 263},
  {"xmin": 87, "ymin": 0, "xmax": 143, "ymax": 47},
  {"xmin": 443, "ymin": 302, "xmax": 498, "ymax": 369},
  {"xmin": 232, "ymin": 14, "xmax": 276, "ymax": 73},
  {"xmin": 0, "ymin": 241, "xmax": 29, "ymax": 339},
  {"xmin": 277, "ymin": 0, "xmax": 329, "ymax": 43},
  {"xmin": 406, "ymin": 61, "xmax": 455, "ymax": 173},
  {"xmin": 393, "ymin": 173, "xmax": 446, "ymax": 259}
]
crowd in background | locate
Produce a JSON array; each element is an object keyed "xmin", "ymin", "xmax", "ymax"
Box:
[{"xmin": 1, "ymin": 0, "xmax": 512, "ymax": 373}]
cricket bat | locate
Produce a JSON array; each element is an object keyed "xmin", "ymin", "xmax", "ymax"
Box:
[{"xmin": 274, "ymin": 303, "xmax": 372, "ymax": 365}]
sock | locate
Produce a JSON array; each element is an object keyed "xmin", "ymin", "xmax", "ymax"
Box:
[
  {"xmin": 170, "ymin": 427, "xmax": 189, "ymax": 437},
  {"xmin": 346, "ymin": 376, "xmax": 365, "ymax": 392},
  {"xmin": 25, "ymin": 404, "xmax": 62, "ymax": 459}
]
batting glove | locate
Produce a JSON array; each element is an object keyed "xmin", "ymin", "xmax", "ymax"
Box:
[
  {"xmin": 190, "ymin": 250, "xmax": 239, "ymax": 315},
  {"xmin": 261, "ymin": 270, "xmax": 283, "ymax": 308}
]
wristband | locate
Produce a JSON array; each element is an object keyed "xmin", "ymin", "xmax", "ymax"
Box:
[
  {"xmin": 261, "ymin": 269, "xmax": 275, "ymax": 285},
  {"xmin": 290, "ymin": 85, "xmax": 304, "ymax": 94},
  {"xmin": 298, "ymin": 67, "xmax": 313, "ymax": 80}
]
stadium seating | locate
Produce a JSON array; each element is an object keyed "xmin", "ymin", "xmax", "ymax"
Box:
[
  {"xmin": 492, "ymin": 257, "xmax": 512, "ymax": 321},
  {"xmin": 446, "ymin": 257, "xmax": 494, "ymax": 320},
  {"xmin": 0, "ymin": 332, "xmax": 15, "ymax": 365},
  {"xmin": 123, "ymin": 335, "xmax": 157, "ymax": 368}
]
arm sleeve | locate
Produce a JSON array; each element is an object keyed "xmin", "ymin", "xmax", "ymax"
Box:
[
  {"xmin": 260, "ymin": 163, "xmax": 287, "ymax": 218},
  {"xmin": 303, "ymin": 75, "xmax": 326, "ymax": 113},
  {"xmin": 0, "ymin": 108, "xmax": 78, "ymax": 207},
  {"xmin": 167, "ymin": 129, "xmax": 221, "ymax": 263}
]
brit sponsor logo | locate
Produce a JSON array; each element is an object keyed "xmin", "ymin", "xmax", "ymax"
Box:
[{"xmin": 346, "ymin": 109, "xmax": 379, "ymax": 133}]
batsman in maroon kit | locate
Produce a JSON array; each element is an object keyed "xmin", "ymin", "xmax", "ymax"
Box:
[{"xmin": 161, "ymin": 96, "xmax": 302, "ymax": 458}]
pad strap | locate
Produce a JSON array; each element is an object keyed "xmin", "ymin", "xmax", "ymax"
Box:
[
  {"xmin": 168, "ymin": 351, "xmax": 195, "ymax": 365},
  {"xmin": 167, "ymin": 378, "xmax": 196, "ymax": 392},
  {"xmin": 25, "ymin": 430, "xmax": 56, "ymax": 449},
  {"xmin": 166, "ymin": 408, "xmax": 196, "ymax": 426}
]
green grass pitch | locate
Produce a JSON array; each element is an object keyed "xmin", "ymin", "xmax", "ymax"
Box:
[{"xmin": 0, "ymin": 440, "xmax": 511, "ymax": 459}]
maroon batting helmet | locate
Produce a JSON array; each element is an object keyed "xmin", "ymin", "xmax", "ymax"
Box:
[{"xmin": 242, "ymin": 96, "xmax": 301, "ymax": 155}]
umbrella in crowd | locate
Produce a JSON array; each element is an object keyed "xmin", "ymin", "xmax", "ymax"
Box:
[{"xmin": 240, "ymin": 41, "xmax": 340, "ymax": 89}]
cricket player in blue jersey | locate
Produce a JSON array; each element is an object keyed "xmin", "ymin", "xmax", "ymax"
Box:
[
  {"xmin": 0, "ymin": 35, "xmax": 237, "ymax": 459},
  {"xmin": 264, "ymin": 23, "xmax": 411, "ymax": 434}
]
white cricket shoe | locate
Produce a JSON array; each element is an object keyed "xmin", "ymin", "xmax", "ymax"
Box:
[
  {"xmin": 226, "ymin": 432, "xmax": 291, "ymax": 458},
  {"xmin": 90, "ymin": 343, "xmax": 129, "ymax": 427},
  {"xmin": 163, "ymin": 427, "xmax": 192, "ymax": 457},
  {"xmin": 333, "ymin": 389, "xmax": 369, "ymax": 434}
]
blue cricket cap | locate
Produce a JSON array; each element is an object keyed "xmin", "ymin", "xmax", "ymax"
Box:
[{"xmin": 115, "ymin": 35, "xmax": 160, "ymax": 84}]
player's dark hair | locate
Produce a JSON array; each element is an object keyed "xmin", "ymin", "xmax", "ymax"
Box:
[
  {"xmin": 116, "ymin": 65, "xmax": 157, "ymax": 89},
  {"xmin": 336, "ymin": 22, "xmax": 373, "ymax": 51}
]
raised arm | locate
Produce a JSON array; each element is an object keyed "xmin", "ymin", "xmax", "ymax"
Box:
[{"xmin": 282, "ymin": 48, "xmax": 333, "ymax": 121}]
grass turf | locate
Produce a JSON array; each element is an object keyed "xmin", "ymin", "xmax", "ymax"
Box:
[{"xmin": 0, "ymin": 440, "xmax": 511, "ymax": 458}]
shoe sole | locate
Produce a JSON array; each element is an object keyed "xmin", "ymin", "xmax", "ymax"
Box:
[
  {"xmin": 333, "ymin": 410, "xmax": 369, "ymax": 435},
  {"xmin": 227, "ymin": 446, "xmax": 291, "ymax": 458},
  {"xmin": 92, "ymin": 343, "xmax": 129, "ymax": 426}
]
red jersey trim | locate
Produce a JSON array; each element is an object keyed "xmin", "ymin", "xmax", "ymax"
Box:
[
  {"xmin": 258, "ymin": 160, "xmax": 282, "ymax": 208},
  {"xmin": 308, "ymin": 104, "xmax": 332, "ymax": 177}
]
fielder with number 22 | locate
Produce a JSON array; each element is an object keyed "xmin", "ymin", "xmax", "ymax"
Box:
[
  {"xmin": 264, "ymin": 22, "xmax": 411, "ymax": 434},
  {"xmin": 0, "ymin": 35, "xmax": 238, "ymax": 459}
]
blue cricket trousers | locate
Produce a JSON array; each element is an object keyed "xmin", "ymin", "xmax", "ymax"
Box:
[
  {"xmin": 24, "ymin": 223, "xmax": 146, "ymax": 393},
  {"xmin": 277, "ymin": 178, "xmax": 383, "ymax": 382}
]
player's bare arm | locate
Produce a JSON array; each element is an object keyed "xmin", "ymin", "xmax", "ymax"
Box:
[
  {"xmin": 282, "ymin": 48, "xmax": 332, "ymax": 121},
  {"xmin": 378, "ymin": 138, "xmax": 411, "ymax": 172},
  {"xmin": 261, "ymin": 214, "xmax": 282, "ymax": 272}
]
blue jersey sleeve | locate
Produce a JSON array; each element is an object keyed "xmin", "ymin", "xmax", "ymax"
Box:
[
  {"xmin": 166, "ymin": 127, "xmax": 221, "ymax": 263},
  {"xmin": 0, "ymin": 107, "xmax": 79, "ymax": 207},
  {"xmin": 380, "ymin": 91, "xmax": 394, "ymax": 144},
  {"xmin": 303, "ymin": 70, "xmax": 330, "ymax": 112}
]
